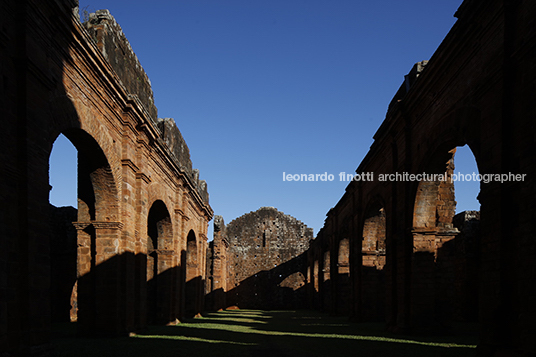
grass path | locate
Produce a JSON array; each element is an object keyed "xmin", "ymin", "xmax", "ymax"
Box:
[{"xmin": 52, "ymin": 310, "xmax": 478, "ymax": 356}]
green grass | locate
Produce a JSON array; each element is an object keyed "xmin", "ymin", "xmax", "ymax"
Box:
[{"xmin": 51, "ymin": 310, "xmax": 478, "ymax": 357}]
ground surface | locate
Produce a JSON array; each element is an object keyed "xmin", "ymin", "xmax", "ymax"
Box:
[{"xmin": 51, "ymin": 310, "xmax": 478, "ymax": 356}]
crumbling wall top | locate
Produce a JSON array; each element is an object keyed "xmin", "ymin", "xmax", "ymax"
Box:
[
  {"xmin": 214, "ymin": 215, "xmax": 225, "ymax": 232},
  {"xmin": 84, "ymin": 10, "xmax": 158, "ymax": 122},
  {"xmin": 227, "ymin": 207, "xmax": 314, "ymax": 244},
  {"xmin": 83, "ymin": 11, "xmax": 209, "ymax": 205},
  {"xmin": 156, "ymin": 118, "xmax": 208, "ymax": 203},
  {"xmin": 387, "ymin": 60, "xmax": 428, "ymax": 112},
  {"xmin": 157, "ymin": 117, "xmax": 193, "ymax": 172}
]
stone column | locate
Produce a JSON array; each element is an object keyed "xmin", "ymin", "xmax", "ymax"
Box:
[{"xmin": 74, "ymin": 221, "xmax": 124, "ymax": 336}]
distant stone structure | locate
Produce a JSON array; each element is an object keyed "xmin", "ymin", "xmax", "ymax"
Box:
[{"xmin": 206, "ymin": 207, "xmax": 313, "ymax": 310}]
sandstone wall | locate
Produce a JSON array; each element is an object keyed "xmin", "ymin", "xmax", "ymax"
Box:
[
  {"xmin": 83, "ymin": 10, "xmax": 208, "ymax": 203},
  {"xmin": 208, "ymin": 207, "xmax": 313, "ymax": 310},
  {"xmin": 84, "ymin": 10, "xmax": 157, "ymax": 121},
  {"xmin": 304, "ymin": 0, "xmax": 536, "ymax": 354},
  {"xmin": 0, "ymin": 1, "xmax": 212, "ymax": 352}
]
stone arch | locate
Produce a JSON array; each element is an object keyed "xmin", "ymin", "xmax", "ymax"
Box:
[
  {"xmin": 63, "ymin": 128, "xmax": 120, "ymax": 221},
  {"xmin": 147, "ymin": 200, "xmax": 173, "ymax": 252},
  {"xmin": 47, "ymin": 126, "xmax": 121, "ymax": 335},
  {"xmin": 335, "ymin": 237, "xmax": 351, "ymax": 315},
  {"xmin": 361, "ymin": 199, "xmax": 387, "ymax": 321},
  {"xmin": 409, "ymin": 127, "xmax": 483, "ymax": 330},
  {"xmin": 415, "ymin": 106, "xmax": 482, "ymax": 176},
  {"xmin": 410, "ymin": 148, "xmax": 457, "ymax": 329},
  {"xmin": 410, "ymin": 114, "xmax": 483, "ymax": 235},
  {"xmin": 338, "ymin": 238, "xmax": 350, "ymax": 274},
  {"xmin": 323, "ymin": 249, "xmax": 330, "ymax": 281},
  {"xmin": 322, "ymin": 249, "xmax": 331, "ymax": 310},
  {"xmin": 48, "ymin": 95, "xmax": 122, "ymax": 208},
  {"xmin": 146, "ymin": 184, "xmax": 175, "ymax": 219},
  {"xmin": 186, "ymin": 230, "xmax": 198, "ymax": 282},
  {"xmin": 146, "ymin": 200, "xmax": 174, "ymax": 324},
  {"xmin": 450, "ymin": 145, "xmax": 481, "ymax": 322},
  {"xmin": 184, "ymin": 229, "xmax": 200, "ymax": 317}
]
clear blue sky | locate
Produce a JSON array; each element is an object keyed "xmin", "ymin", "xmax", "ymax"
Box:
[{"xmin": 50, "ymin": 0, "xmax": 480, "ymax": 238}]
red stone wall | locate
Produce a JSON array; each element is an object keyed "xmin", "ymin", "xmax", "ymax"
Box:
[
  {"xmin": 0, "ymin": 0, "xmax": 212, "ymax": 353},
  {"xmin": 209, "ymin": 207, "xmax": 313, "ymax": 310},
  {"xmin": 305, "ymin": 1, "xmax": 536, "ymax": 354},
  {"xmin": 361, "ymin": 208, "xmax": 386, "ymax": 321}
]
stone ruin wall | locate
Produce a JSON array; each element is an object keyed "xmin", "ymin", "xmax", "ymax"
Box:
[
  {"xmin": 84, "ymin": 10, "xmax": 157, "ymax": 121},
  {"xmin": 47, "ymin": 8, "xmax": 213, "ymax": 328},
  {"xmin": 83, "ymin": 10, "xmax": 208, "ymax": 202},
  {"xmin": 207, "ymin": 207, "xmax": 314, "ymax": 310}
]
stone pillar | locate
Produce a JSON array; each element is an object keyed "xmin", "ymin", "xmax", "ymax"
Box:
[
  {"xmin": 336, "ymin": 238, "xmax": 351, "ymax": 315},
  {"xmin": 209, "ymin": 215, "xmax": 228, "ymax": 311},
  {"xmin": 155, "ymin": 249, "xmax": 176, "ymax": 323},
  {"xmin": 322, "ymin": 249, "xmax": 331, "ymax": 312},
  {"xmin": 75, "ymin": 221, "xmax": 124, "ymax": 336}
]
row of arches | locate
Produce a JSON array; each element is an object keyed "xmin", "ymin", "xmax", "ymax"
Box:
[
  {"xmin": 49, "ymin": 131, "xmax": 204, "ymax": 334},
  {"xmin": 307, "ymin": 144, "xmax": 481, "ymax": 332}
]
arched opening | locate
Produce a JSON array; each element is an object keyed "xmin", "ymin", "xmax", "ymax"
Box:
[
  {"xmin": 185, "ymin": 230, "xmax": 199, "ymax": 317},
  {"xmin": 146, "ymin": 200, "xmax": 173, "ymax": 324},
  {"xmin": 451, "ymin": 145, "xmax": 481, "ymax": 323},
  {"xmin": 336, "ymin": 238, "xmax": 351, "ymax": 315},
  {"xmin": 453, "ymin": 145, "xmax": 481, "ymax": 213},
  {"xmin": 313, "ymin": 258, "xmax": 320, "ymax": 310},
  {"xmin": 322, "ymin": 250, "xmax": 331, "ymax": 311},
  {"xmin": 411, "ymin": 150, "xmax": 457, "ymax": 329},
  {"xmin": 361, "ymin": 204, "xmax": 386, "ymax": 321},
  {"xmin": 411, "ymin": 145, "xmax": 481, "ymax": 330},
  {"xmin": 49, "ymin": 134, "xmax": 78, "ymax": 324},
  {"xmin": 48, "ymin": 129, "xmax": 119, "ymax": 335},
  {"xmin": 49, "ymin": 134, "xmax": 77, "ymax": 207}
]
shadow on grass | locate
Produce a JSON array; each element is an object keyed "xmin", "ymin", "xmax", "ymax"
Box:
[{"xmin": 51, "ymin": 310, "xmax": 478, "ymax": 357}]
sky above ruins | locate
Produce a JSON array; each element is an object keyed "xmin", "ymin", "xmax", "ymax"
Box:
[{"xmin": 50, "ymin": 0, "xmax": 479, "ymax": 238}]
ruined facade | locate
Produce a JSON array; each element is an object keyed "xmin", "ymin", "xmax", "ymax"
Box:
[
  {"xmin": 206, "ymin": 207, "xmax": 313, "ymax": 310},
  {"xmin": 1, "ymin": 1, "xmax": 212, "ymax": 354},
  {"xmin": 1, "ymin": 0, "xmax": 536, "ymax": 356},
  {"xmin": 305, "ymin": 0, "xmax": 536, "ymax": 355}
]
